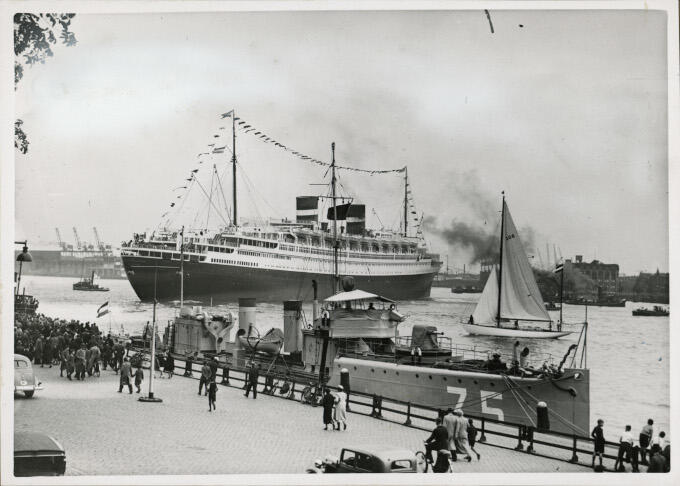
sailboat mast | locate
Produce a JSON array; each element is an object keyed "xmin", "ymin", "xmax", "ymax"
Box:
[
  {"xmin": 232, "ymin": 110, "xmax": 237, "ymax": 227},
  {"xmin": 403, "ymin": 167, "xmax": 408, "ymax": 237},
  {"xmin": 179, "ymin": 225, "xmax": 184, "ymax": 309},
  {"xmin": 496, "ymin": 192, "xmax": 505, "ymax": 327},
  {"xmin": 331, "ymin": 142, "xmax": 339, "ymax": 293}
]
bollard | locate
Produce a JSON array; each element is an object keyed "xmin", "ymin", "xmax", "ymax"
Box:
[
  {"xmin": 515, "ymin": 426, "xmax": 524, "ymax": 451},
  {"xmin": 370, "ymin": 395, "xmax": 378, "ymax": 417},
  {"xmin": 221, "ymin": 366, "xmax": 229, "ymax": 385},
  {"xmin": 569, "ymin": 435, "xmax": 579, "ymax": 463},
  {"xmin": 340, "ymin": 368, "xmax": 351, "ymax": 412},
  {"xmin": 404, "ymin": 402, "xmax": 412, "ymax": 426},
  {"xmin": 526, "ymin": 427, "xmax": 535, "ymax": 453},
  {"xmin": 536, "ymin": 401, "xmax": 550, "ymax": 431},
  {"xmin": 479, "ymin": 419, "xmax": 487, "ymax": 443}
]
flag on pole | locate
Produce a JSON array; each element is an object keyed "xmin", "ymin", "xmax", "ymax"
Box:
[
  {"xmin": 97, "ymin": 301, "xmax": 109, "ymax": 318},
  {"xmin": 554, "ymin": 263, "xmax": 564, "ymax": 273},
  {"xmin": 221, "ymin": 110, "xmax": 234, "ymax": 118}
]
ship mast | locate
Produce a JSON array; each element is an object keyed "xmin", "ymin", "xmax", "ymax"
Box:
[
  {"xmin": 496, "ymin": 192, "xmax": 505, "ymax": 327},
  {"xmin": 403, "ymin": 167, "xmax": 408, "ymax": 237},
  {"xmin": 232, "ymin": 110, "xmax": 237, "ymax": 228},
  {"xmin": 179, "ymin": 225, "xmax": 184, "ymax": 309},
  {"xmin": 331, "ymin": 142, "xmax": 339, "ymax": 294}
]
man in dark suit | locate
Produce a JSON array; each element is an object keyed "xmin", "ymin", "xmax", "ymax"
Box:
[
  {"xmin": 244, "ymin": 363, "xmax": 259, "ymax": 399},
  {"xmin": 425, "ymin": 418, "xmax": 449, "ymax": 464}
]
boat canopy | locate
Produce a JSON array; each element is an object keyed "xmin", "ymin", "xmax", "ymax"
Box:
[{"xmin": 324, "ymin": 289, "xmax": 395, "ymax": 303}]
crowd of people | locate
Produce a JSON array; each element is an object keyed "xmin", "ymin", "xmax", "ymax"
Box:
[
  {"xmin": 14, "ymin": 312, "xmax": 175, "ymax": 387},
  {"xmin": 591, "ymin": 418, "xmax": 671, "ymax": 473}
]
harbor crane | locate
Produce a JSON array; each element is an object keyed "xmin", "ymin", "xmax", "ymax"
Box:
[
  {"xmin": 55, "ymin": 228, "xmax": 66, "ymax": 250},
  {"xmin": 72, "ymin": 227, "xmax": 82, "ymax": 250},
  {"xmin": 93, "ymin": 227, "xmax": 105, "ymax": 252}
]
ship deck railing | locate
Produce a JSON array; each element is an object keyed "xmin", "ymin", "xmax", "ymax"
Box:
[
  {"xmin": 156, "ymin": 350, "xmax": 644, "ymax": 471},
  {"xmin": 395, "ymin": 336, "xmax": 556, "ymax": 368}
]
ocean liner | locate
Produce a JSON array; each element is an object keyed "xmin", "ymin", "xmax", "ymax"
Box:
[{"xmin": 121, "ymin": 112, "xmax": 442, "ymax": 302}]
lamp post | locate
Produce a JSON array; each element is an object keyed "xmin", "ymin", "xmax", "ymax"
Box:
[
  {"xmin": 132, "ymin": 265, "xmax": 178, "ymax": 403},
  {"xmin": 15, "ymin": 241, "xmax": 33, "ymax": 296}
]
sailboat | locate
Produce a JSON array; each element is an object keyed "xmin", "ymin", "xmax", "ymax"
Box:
[{"xmin": 461, "ymin": 195, "xmax": 573, "ymax": 339}]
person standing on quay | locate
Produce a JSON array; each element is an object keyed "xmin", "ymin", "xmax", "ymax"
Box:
[
  {"xmin": 614, "ymin": 425, "xmax": 633, "ymax": 472},
  {"xmin": 647, "ymin": 444, "xmax": 667, "ymax": 473},
  {"xmin": 75, "ymin": 344, "xmax": 87, "ymax": 380},
  {"xmin": 208, "ymin": 380, "xmax": 218, "ymax": 412},
  {"xmin": 244, "ymin": 363, "xmax": 259, "ymax": 399},
  {"xmin": 59, "ymin": 346, "xmax": 69, "ymax": 378},
  {"xmin": 199, "ymin": 360, "xmax": 211, "ymax": 396},
  {"xmin": 322, "ymin": 388, "xmax": 335, "ymax": 430},
  {"xmin": 443, "ymin": 408, "xmax": 458, "ymax": 462},
  {"xmin": 113, "ymin": 342, "xmax": 125, "ymax": 373},
  {"xmin": 333, "ymin": 385, "xmax": 348, "ymax": 430},
  {"xmin": 591, "ymin": 419, "xmax": 606, "ymax": 469},
  {"xmin": 164, "ymin": 351, "xmax": 174, "ymax": 379},
  {"xmin": 133, "ymin": 365, "xmax": 144, "ymax": 393},
  {"xmin": 118, "ymin": 357, "xmax": 133, "ymax": 394},
  {"xmin": 638, "ymin": 419, "xmax": 653, "ymax": 465},
  {"xmin": 454, "ymin": 410, "xmax": 473, "ymax": 462}
]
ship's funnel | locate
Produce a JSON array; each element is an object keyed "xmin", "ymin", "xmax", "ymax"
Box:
[
  {"xmin": 283, "ymin": 300, "xmax": 303, "ymax": 353},
  {"xmin": 238, "ymin": 298, "xmax": 256, "ymax": 334},
  {"xmin": 346, "ymin": 204, "xmax": 366, "ymax": 235},
  {"xmin": 296, "ymin": 196, "xmax": 319, "ymax": 225}
]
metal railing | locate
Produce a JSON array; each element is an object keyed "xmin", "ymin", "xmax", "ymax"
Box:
[{"xmin": 156, "ymin": 353, "xmax": 638, "ymax": 470}]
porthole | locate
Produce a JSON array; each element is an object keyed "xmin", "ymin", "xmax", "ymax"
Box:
[
  {"xmin": 473, "ymin": 380, "xmax": 478, "ymax": 385},
  {"xmin": 354, "ymin": 366, "xmax": 357, "ymax": 370},
  {"xmin": 528, "ymin": 386, "xmax": 532, "ymax": 390},
  {"xmin": 371, "ymin": 368, "xmax": 375, "ymax": 373},
  {"xmin": 415, "ymin": 374, "xmax": 420, "ymax": 378},
  {"xmin": 428, "ymin": 375, "xmax": 433, "ymax": 380},
  {"xmin": 442, "ymin": 377, "xmax": 447, "ymax": 381},
  {"xmin": 457, "ymin": 379, "xmax": 462, "ymax": 384},
  {"xmin": 396, "ymin": 371, "xmax": 399, "ymax": 376},
  {"xmin": 489, "ymin": 382, "xmax": 494, "ymax": 387},
  {"xmin": 383, "ymin": 370, "xmax": 387, "ymax": 374}
]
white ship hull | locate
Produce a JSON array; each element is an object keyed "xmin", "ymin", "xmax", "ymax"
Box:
[{"xmin": 461, "ymin": 323, "xmax": 572, "ymax": 339}]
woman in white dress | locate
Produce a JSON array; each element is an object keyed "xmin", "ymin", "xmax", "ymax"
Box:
[{"xmin": 334, "ymin": 385, "xmax": 348, "ymax": 430}]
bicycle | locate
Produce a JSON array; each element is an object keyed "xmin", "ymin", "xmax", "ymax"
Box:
[
  {"xmin": 416, "ymin": 447, "xmax": 452, "ymax": 473},
  {"xmin": 300, "ymin": 382, "xmax": 323, "ymax": 406}
]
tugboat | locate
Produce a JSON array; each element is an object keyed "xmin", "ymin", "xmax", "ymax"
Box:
[
  {"xmin": 632, "ymin": 305, "xmax": 669, "ymax": 317},
  {"xmin": 544, "ymin": 302, "xmax": 561, "ymax": 311},
  {"xmin": 73, "ymin": 270, "xmax": 109, "ymax": 292}
]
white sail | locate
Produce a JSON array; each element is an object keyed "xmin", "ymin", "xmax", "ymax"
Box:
[
  {"xmin": 499, "ymin": 201, "xmax": 551, "ymax": 322},
  {"xmin": 471, "ymin": 201, "xmax": 552, "ymax": 325},
  {"xmin": 471, "ymin": 266, "xmax": 499, "ymax": 324}
]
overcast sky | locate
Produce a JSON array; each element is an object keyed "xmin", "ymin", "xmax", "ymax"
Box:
[{"xmin": 14, "ymin": 8, "xmax": 668, "ymax": 274}]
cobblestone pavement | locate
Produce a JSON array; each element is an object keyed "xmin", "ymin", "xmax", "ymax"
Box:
[{"xmin": 14, "ymin": 366, "xmax": 589, "ymax": 475}]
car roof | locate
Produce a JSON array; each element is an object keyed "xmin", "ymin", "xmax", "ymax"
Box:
[
  {"xmin": 342, "ymin": 446, "xmax": 415, "ymax": 462},
  {"xmin": 14, "ymin": 354, "xmax": 31, "ymax": 362},
  {"xmin": 14, "ymin": 432, "xmax": 64, "ymax": 454}
]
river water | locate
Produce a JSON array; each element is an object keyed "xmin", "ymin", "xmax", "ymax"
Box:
[{"xmin": 17, "ymin": 275, "xmax": 670, "ymax": 438}]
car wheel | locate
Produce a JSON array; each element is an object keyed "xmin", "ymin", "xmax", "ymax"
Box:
[{"xmin": 24, "ymin": 391, "xmax": 34, "ymax": 398}]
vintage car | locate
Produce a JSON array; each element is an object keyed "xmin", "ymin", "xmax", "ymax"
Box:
[
  {"xmin": 14, "ymin": 354, "xmax": 43, "ymax": 398},
  {"xmin": 14, "ymin": 432, "xmax": 66, "ymax": 476},
  {"xmin": 308, "ymin": 446, "xmax": 419, "ymax": 473}
]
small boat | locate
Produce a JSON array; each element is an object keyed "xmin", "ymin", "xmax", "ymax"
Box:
[
  {"xmin": 632, "ymin": 305, "xmax": 669, "ymax": 317},
  {"xmin": 238, "ymin": 328, "xmax": 284, "ymax": 355},
  {"xmin": 461, "ymin": 196, "xmax": 573, "ymax": 339},
  {"xmin": 14, "ymin": 293, "xmax": 39, "ymax": 315},
  {"xmin": 73, "ymin": 271, "xmax": 109, "ymax": 292},
  {"xmin": 544, "ymin": 302, "xmax": 561, "ymax": 311},
  {"xmin": 451, "ymin": 286, "xmax": 481, "ymax": 294}
]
